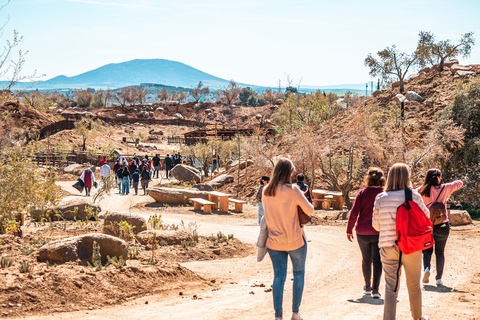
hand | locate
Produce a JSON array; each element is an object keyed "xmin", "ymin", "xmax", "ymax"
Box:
[{"xmin": 347, "ymin": 233, "xmax": 354, "ymax": 242}]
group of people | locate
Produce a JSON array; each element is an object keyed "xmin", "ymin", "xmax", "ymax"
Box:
[
  {"xmin": 113, "ymin": 155, "xmax": 156, "ymax": 195},
  {"xmin": 257, "ymin": 158, "xmax": 462, "ymax": 320}
]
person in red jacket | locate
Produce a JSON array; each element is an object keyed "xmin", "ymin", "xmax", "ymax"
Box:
[
  {"xmin": 79, "ymin": 164, "xmax": 95, "ymax": 196},
  {"xmin": 347, "ymin": 167, "xmax": 386, "ymax": 298},
  {"xmin": 98, "ymin": 155, "xmax": 107, "ymax": 167}
]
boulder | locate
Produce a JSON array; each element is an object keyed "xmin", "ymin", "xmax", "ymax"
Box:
[
  {"xmin": 449, "ymin": 210, "xmax": 472, "ymax": 226},
  {"xmin": 155, "ymin": 107, "xmax": 164, "ymax": 112},
  {"xmin": 170, "ymin": 164, "xmax": 201, "ymax": 183},
  {"xmin": 112, "ymin": 149, "xmax": 121, "ymax": 157},
  {"xmin": 228, "ymin": 159, "xmax": 254, "ymax": 170},
  {"xmin": 116, "ymin": 114, "xmax": 125, "ymax": 118},
  {"xmin": 31, "ymin": 198, "xmax": 101, "ymax": 222},
  {"xmin": 255, "ymin": 114, "xmax": 262, "ymax": 119},
  {"xmin": 174, "ymin": 113, "xmax": 184, "ymax": 119},
  {"xmin": 103, "ymin": 212, "xmax": 147, "ymax": 236},
  {"xmin": 192, "ymin": 183, "xmax": 214, "ymax": 191},
  {"xmin": 394, "ymin": 94, "xmax": 408, "ymax": 104},
  {"xmin": 419, "ymin": 67, "xmax": 431, "ymax": 73},
  {"xmin": 392, "ymin": 81, "xmax": 400, "ymax": 88},
  {"xmin": 136, "ymin": 230, "xmax": 191, "ymax": 246},
  {"xmin": 38, "ymin": 233, "xmax": 128, "ymax": 263},
  {"xmin": 454, "ymin": 70, "xmax": 476, "ymax": 77},
  {"xmin": 63, "ymin": 163, "xmax": 84, "ymax": 175},
  {"xmin": 372, "ymin": 90, "xmax": 384, "ymax": 97},
  {"xmin": 450, "ymin": 64, "xmax": 473, "ymax": 74},
  {"xmin": 406, "ymin": 73, "xmax": 419, "ymax": 81},
  {"xmin": 444, "ymin": 59, "xmax": 459, "ymax": 68},
  {"xmin": 405, "ymin": 91, "xmax": 424, "ymax": 102},
  {"xmin": 147, "ymin": 187, "xmax": 209, "ymax": 205},
  {"xmin": 207, "ymin": 174, "xmax": 234, "ymax": 188}
]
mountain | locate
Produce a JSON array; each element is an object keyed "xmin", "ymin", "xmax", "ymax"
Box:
[{"xmin": 14, "ymin": 59, "xmax": 236, "ymax": 90}]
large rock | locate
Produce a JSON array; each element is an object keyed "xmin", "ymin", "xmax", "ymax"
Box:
[
  {"xmin": 406, "ymin": 73, "xmax": 419, "ymax": 81},
  {"xmin": 136, "ymin": 230, "xmax": 191, "ymax": 246},
  {"xmin": 192, "ymin": 183, "xmax": 214, "ymax": 191},
  {"xmin": 38, "ymin": 233, "xmax": 128, "ymax": 263},
  {"xmin": 31, "ymin": 198, "xmax": 101, "ymax": 221},
  {"xmin": 394, "ymin": 94, "xmax": 408, "ymax": 104},
  {"xmin": 444, "ymin": 59, "xmax": 459, "ymax": 68},
  {"xmin": 63, "ymin": 163, "xmax": 83, "ymax": 175},
  {"xmin": 419, "ymin": 67, "xmax": 431, "ymax": 73},
  {"xmin": 170, "ymin": 164, "xmax": 201, "ymax": 183},
  {"xmin": 450, "ymin": 64, "xmax": 473, "ymax": 74},
  {"xmin": 207, "ymin": 174, "xmax": 234, "ymax": 188},
  {"xmin": 455, "ymin": 70, "xmax": 476, "ymax": 77},
  {"xmin": 147, "ymin": 187, "xmax": 209, "ymax": 205},
  {"xmin": 103, "ymin": 212, "xmax": 147, "ymax": 236},
  {"xmin": 372, "ymin": 90, "xmax": 384, "ymax": 97},
  {"xmin": 392, "ymin": 81, "xmax": 400, "ymax": 88},
  {"xmin": 405, "ymin": 91, "xmax": 424, "ymax": 102},
  {"xmin": 228, "ymin": 159, "xmax": 254, "ymax": 170},
  {"xmin": 449, "ymin": 210, "xmax": 472, "ymax": 226}
]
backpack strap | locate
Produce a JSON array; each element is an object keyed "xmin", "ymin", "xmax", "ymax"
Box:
[
  {"xmin": 404, "ymin": 187, "xmax": 413, "ymax": 210},
  {"xmin": 394, "ymin": 251, "xmax": 402, "ymax": 293},
  {"xmin": 434, "ymin": 185, "xmax": 445, "ymax": 202}
]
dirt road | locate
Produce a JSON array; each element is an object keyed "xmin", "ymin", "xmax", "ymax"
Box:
[{"xmin": 24, "ymin": 183, "xmax": 480, "ymax": 320}]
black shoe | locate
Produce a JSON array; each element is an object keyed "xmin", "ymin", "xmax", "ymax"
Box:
[
  {"xmin": 364, "ymin": 286, "xmax": 372, "ymax": 295},
  {"xmin": 372, "ymin": 289, "xmax": 381, "ymax": 299}
]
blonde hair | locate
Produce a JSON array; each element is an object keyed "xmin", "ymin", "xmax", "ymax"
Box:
[
  {"xmin": 384, "ymin": 163, "xmax": 411, "ymax": 192},
  {"xmin": 264, "ymin": 158, "xmax": 295, "ymax": 197}
]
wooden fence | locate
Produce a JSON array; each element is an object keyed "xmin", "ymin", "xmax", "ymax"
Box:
[{"xmin": 167, "ymin": 136, "xmax": 185, "ymax": 144}]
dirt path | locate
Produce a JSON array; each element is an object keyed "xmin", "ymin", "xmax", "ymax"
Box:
[{"xmin": 27, "ymin": 183, "xmax": 480, "ymax": 320}]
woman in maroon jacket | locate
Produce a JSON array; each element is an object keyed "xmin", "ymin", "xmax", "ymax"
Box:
[{"xmin": 347, "ymin": 167, "xmax": 386, "ymax": 298}]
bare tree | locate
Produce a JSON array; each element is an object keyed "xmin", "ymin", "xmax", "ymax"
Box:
[
  {"xmin": 190, "ymin": 81, "xmax": 210, "ymax": 103},
  {"xmin": 216, "ymin": 80, "xmax": 242, "ymax": 106},
  {"xmin": 157, "ymin": 87, "xmax": 169, "ymax": 104}
]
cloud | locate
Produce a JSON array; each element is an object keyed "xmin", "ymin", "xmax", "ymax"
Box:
[{"xmin": 65, "ymin": 0, "xmax": 170, "ymax": 10}]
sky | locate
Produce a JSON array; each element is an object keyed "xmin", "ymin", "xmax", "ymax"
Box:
[{"xmin": 3, "ymin": 0, "xmax": 480, "ymax": 87}]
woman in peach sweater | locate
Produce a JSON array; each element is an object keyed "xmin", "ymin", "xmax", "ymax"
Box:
[{"xmin": 262, "ymin": 158, "xmax": 314, "ymax": 320}]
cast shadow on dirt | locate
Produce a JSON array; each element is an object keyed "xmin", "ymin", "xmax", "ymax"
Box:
[
  {"xmin": 423, "ymin": 284, "xmax": 466, "ymax": 293},
  {"xmin": 347, "ymin": 295, "xmax": 384, "ymax": 305}
]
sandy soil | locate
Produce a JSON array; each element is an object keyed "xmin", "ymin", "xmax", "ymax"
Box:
[{"xmin": 9, "ymin": 181, "xmax": 479, "ymax": 320}]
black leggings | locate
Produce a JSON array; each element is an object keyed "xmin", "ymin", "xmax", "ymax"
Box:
[
  {"xmin": 423, "ymin": 222, "xmax": 450, "ymax": 280},
  {"xmin": 357, "ymin": 234, "xmax": 382, "ymax": 290}
]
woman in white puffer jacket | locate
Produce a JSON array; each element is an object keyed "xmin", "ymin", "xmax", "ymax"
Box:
[{"xmin": 372, "ymin": 163, "xmax": 430, "ymax": 320}]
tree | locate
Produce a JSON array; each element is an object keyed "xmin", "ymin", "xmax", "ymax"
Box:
[
  {"xmin": 343, "ymin": 91, "xmax": 354, "ymax": 108},
  {"xmin": 364, "ymin": 45, "xmax": 420, "ymax": 93},
  {"xmin": 131, "ymin": 86, "xmax": 148, "ymax": 106},
  {"xmin": 417, "ymin": 31, "xmax": 475, "ymax": 71},
  {"xmin": 113, "ymin": 87, "xmax": 133, "ymax": 111},
  {"xmin": 216, "ymin": 80, "xmax": 242, "ymax": 106},
  {"xmin": 74, "ymin": 89, "xmax": 94, "ymax": 108},
  {"xmin": 20, "ymin": 90, "xmax": 51, "ymax": 111},
  {"xmin": 157, "ymin": 87, "xmax": 169, "ymax": 104},
  {"xmin": 189, "ymin": 81, "xmax": 210, "ymax": 103},
  {"xmin": 73, "ymin": 117, "xmax": 105, "ymax": 150}
]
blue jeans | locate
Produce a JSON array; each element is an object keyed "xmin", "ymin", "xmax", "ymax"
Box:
[
  {"xmin": 258, "ymin": 202, "xmax": 264, "ymax": 224},
  {"xmin": 153, "ymin": 166, "xmax": 160, "ymax": 178},
  {"xmin": 267, "ymin": 240, "xmax": 307, "ymax": 318},
  {"xmin": 122, "ymin": 177, "xmax": 130, "ymax": 195}
]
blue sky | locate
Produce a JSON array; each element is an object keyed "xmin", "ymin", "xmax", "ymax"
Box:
[{"xmin": 4, "ymin": 0, "xmax": 480, "ymax": 86}]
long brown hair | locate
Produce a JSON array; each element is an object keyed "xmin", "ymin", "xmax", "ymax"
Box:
[
  {"xmin": 384, "ymin": 163, "xmax": 411, "ymax": 192},
  {"xmin": 364, "ymin": 167, "xmax": 386, "ymax": 187},
  {"xmin": 419, "ymin": 168, "xmax": 442, "ymax": 197},
  {"xmin": 264, "ymin": 158, "xmax": 295, "ymax": 197}
]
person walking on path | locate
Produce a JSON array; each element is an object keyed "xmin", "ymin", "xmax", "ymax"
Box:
[
  {"xmin": 98, "ymin": 155, "xmax": 107, "ymax": 167},
  {"xmin": 128, "ymin": 159, "xmax": 138, "ymax": 186},
  {"xmin": 100, "ymin": 161, "xmax": 111, "ymax": 183},
  {"xmin": 295, "ymin": 173, "xmax": 312, "ymax": 202},
  {"xmin": 140, "ymin": 166, "xmax": 151, "ymax": 195},
  {"xmin": 79, "ymin": 164, "xmax": 95, "ymax": 197},
  {"xmin": 256, "ymin": 175, "xmax": 270, "ymax": 224},
  {"xmin": 372, "ymin": 163, "xmax": 430, "ymax": 320},
  {"xmin": 262, "ymin": 158, "xmax": 314, "ymax": 320},
  {"xmin": 152, "ymin": 154, "xmax": 161, "ymax": 178},
  {"xmin": 347, "ymin": 167, "xmax": 385, "ymax": 299},
  {"xmin": 120, "ymin": 165, "xmax": 130, "ymax": 195},
  {"xmin": 131, "ymin": 169, "xmax": 140, "ymax": 195},
  {"xmin": 165, "ymin": 154, "xmax": 173, "ymax": 179},
  {"xmin": 417, "ymin": 168, "xmax": 463, "ymax": 286}
]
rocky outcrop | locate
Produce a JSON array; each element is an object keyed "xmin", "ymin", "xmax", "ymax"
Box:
[
  {"xmin": 454, "ymin": 70, "xmax": 476, "ymax": 77},
  {"xmin": 395, "ymin": 94, "xmax": 408, "ymax": 104},
  {"xmin": 63, "ymin": 164, "xmax": 83, "ymax": 175},
  {"xmin": 444, "ymin": 59, "xmax": 459, "ymax": 68},
  {"xmin": 170, "ymin": 164, "xmax": 201, "ymax": 183},
  {"xmin": 228, "ymin": 159, "xmax": 254, "ymax": 170},
  {"xmin": 406, "ymin": 73, "xmax": 420, "ymax": 81},
  {"xmin": 147, "ymin": 187, "xmax": 209, "ymax": 204},
  {"xmin": 373, "ymin": 90, "xmax": 384, "ymax": 97},
  {"xmin": 192, "ymin": 184, "xmax": 214, "ymax": 191},
  {"xmin": 405, "ymin": 91, "xmax": 424, "ymax": 102},
  {"xmin": 38, "ymin": 233, "xmax": 128, "ymax": 263},
  {"xmin": 450, "ymin": 64, "xmax": 473, "ymax": 74},
  {"xmin": 103, "ymin": 212, "xmax": 147, "ymax": 236},
  {"xmin": 207, "ymin": 174, "xmax": 234, "ymax": 188},
  {"xmin": 136, "ymin": 230, "xmax": 191, "ymax": 246},
  {"xmin": 449, "ymin": 210, "xmax": 472, "ymax": 226},
  {"xmin": 31, "ymin": 198, "xmax": 101, "ymax": 221}
]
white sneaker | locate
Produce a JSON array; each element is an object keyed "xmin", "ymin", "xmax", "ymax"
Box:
[
  {"xmin": 436, "ymin": 279, "xmax": 443, "ymax": 286},
  {"xmin": 422, "ymin": 268, "xmax": 430, "ymax": 284},
  {"xmin": 291, "ymin": 313, "xmax": 304, "ymax": 320},
  {"xmin": 421, "ymin": 316, "xmax": 430, "ymax": 320}
]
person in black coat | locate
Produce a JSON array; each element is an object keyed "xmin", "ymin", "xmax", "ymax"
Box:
[{"xmin": 164, "ymin": 154, "xmax": 174, "ymax": 179}]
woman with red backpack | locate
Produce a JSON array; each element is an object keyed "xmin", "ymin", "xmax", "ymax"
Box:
[
  {"xmin": 417, "ymin": 169, "xmax": 463, "ymax": 286},
  {"xmin": 372, "ymin": 163, "xmax": 430, "ymax": 320}
]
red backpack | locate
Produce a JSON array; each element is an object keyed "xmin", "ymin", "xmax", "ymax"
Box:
[{"xmin": 396, "ymin": 188, "xmax": 434, "ymax": 254}]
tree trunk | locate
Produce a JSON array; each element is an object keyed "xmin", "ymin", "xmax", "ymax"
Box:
[
  {"xmin": 399, "ymin": 79, "xmax": 405, "ymax": 93},
  {"xmin": 439, "ymin": 58, "xmax": 445, "ymax": 71}
]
